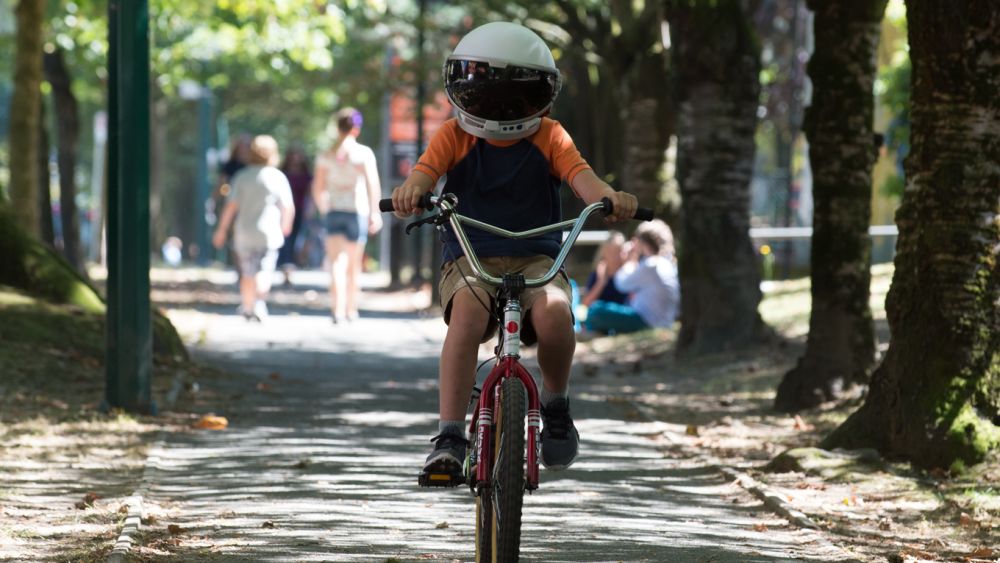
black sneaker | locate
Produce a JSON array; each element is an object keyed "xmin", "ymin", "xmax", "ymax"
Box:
[
  {"xmin": 541, "ymin": 398, "xmax": 580, "ymax": 470},
  {"xmin": 419, "ymin": 431, "xmax": 468, "ymax": 487}
]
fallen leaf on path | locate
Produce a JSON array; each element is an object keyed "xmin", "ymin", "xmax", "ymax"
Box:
[
  {"xmin": 752, "ymin": 523, "xmax": 769, "ymax": 532},
  {"xmin": 841, "ymin": 495, "xmax": 863, "ymax": 506},
  {"xmin": 193, "ymin": 415, "xmax": 228, "ymax": 430},
  {"xmin": 75, "ymin": 492, "xmax": 100, "ymax": 509},
  {"xmin": 292, "ymin": 459, "xmax": 310, "ymax": 469},
  {"xmin": 900, "ymin": 546, "xmax": 937, "ymax": 560},
  {"xmin": 792, "ymin": 415, "xmax": 815, "ymax": 431},
  {"xmin": 269, "ymin": 372, "xmax": 282, "ymax": 381},
  {"xmin": 435, "ymin": 521, "xmax": 449, "ymax": 529},
  {"xmin": 262, "ymin": 521, "xmax": 275, "ymax": 528},
  {"xmin": 167, "ymin": 524, "xmax": 186, "ymax": 535},
  {"xmin": 966, "ymin": 547, "xmax": 994, "ymax": 559},
  {"xmin": 959, "ymin": 512, "xmax": 979, "ymax": 528},
  {"xmin": 685, "ymin": 424, "xmax": 699, "ymax": 437}
]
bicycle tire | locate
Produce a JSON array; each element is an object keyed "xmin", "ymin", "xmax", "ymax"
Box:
[
  {"xmin": 475, "ymin": 487, "xmax": 492, "ymax": 562},
  {"xmin": 491, "ymin": 377, "xmax": 526, "ymax": 561}
]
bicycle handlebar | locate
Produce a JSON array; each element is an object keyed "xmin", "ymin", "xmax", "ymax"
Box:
[
  {"xmin": 379, "ymin": 194, "xmax": 653, "ymax": 221},
  {"xmin": 378, "ymin": 193, "xmax": 654, "ymax": 288}
]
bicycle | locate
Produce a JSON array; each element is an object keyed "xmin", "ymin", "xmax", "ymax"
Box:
[{"xmin": 380, "ymin": 192, "xmax": 652, "ymax": 562}]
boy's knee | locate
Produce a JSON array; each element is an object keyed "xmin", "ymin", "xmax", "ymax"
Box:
[
  {"xmin": 529, "ymin": 298, "xmax": 574, "ymax": 337},
  {"xmin": 447, "ymin": 287, "xmax": 494, "ymax": 333}
]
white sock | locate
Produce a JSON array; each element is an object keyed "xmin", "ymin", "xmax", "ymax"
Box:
[{"xmin": 541, "ymin": 387, "xmax": 569, "ymax": 408}]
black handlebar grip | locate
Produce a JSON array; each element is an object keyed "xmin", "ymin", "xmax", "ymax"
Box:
[
  {"xmin": 378, "ymin": 192, "xmax": 435, "ymax": 213},
  {"xmin": 634, "ymin": 207, "xmax": 655, "ymax": 221},
  {"xmin": 600, "ymin": 197, "xmax": 655, "ymax": 221}
]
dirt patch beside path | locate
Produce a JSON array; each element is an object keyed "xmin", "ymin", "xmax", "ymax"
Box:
[{"xmin": 574, "ymin": 284, "xmax": 998, "ymax": 563}]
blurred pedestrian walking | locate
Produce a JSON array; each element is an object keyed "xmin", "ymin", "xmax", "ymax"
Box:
[
  {"xmin": 311, "ymin": 108, "xmax": 383, "ymax": 323},
  {"xmin": 277, "ymin": 146, "xmax": 313, "ymax": 286},
  {"xmin": 212, "ymin": 135, "xmax": 295, "ymax": 322}
]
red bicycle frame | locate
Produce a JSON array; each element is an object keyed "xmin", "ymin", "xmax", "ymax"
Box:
[{"xmin": 469, "ymin": 355, "xmax": 542, "ymax": 491}]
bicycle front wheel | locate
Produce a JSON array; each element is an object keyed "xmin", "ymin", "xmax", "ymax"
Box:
[{"xmin": 491, "ymin": 377, "xmax": 526, "ymax": 561}]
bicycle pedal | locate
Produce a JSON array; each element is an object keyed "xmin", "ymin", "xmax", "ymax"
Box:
[{"xmin": 418, "ymin": 471, "xmax": 465, "ymax": 488}]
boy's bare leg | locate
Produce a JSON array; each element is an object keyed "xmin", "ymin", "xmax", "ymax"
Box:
[
  {"xmin": 439, "ymin": 287, "xmax": 492, "ymax": 421},
  {"xmin": 529, "ymin": 291, "xmax": 580, "ymax": 469},
  {"xmin": 529, "ymin": 292, "xmax": 576, "ymax": 393}
]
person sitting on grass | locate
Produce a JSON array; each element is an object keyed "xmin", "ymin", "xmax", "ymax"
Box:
[
  {"xmin": 580, "ymin": 230, "xmax": 629, "ymax": 314},
  {"xmin": 584, "ymin": 219, "xmax": 679, "ymax": 335}
]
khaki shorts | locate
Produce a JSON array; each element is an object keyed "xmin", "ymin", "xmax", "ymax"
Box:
[{"xmin": 439, "ymin": 255, "xmax": 573, "ymax": 343}]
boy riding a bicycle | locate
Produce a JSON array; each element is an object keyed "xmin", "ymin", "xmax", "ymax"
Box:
[{"xmin": 390, "ymin": 21, "xmax": 638, "ymax": 483}]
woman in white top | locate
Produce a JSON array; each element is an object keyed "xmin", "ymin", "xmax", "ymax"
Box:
[
  {"xmin": 212, "ymin": 135, "xmax": 294, "ymax": 321},
  {"xmin": 311, "ymin": 108, "xmax": 383, "ymax": 323},
  {"xmin": 585, "ymin": 219, "xmax": 680, "ymax": 334}
]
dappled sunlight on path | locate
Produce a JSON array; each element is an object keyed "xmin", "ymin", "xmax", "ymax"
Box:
[{"xmin": 140, "ymin": 288, "xmax": 858, "ymax": 561}]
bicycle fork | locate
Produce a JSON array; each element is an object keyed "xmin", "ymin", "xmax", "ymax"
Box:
[{"xmin": 467, "ymin": 294, "xmax": 542, "ymax": 493}]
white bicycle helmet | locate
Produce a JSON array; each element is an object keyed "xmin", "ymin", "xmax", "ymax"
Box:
[{"xmin": 444, "ymin": 22, "xmax": 562, "ymax": 141}]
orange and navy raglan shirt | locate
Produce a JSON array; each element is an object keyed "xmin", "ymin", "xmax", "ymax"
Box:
[{"xmin": 413, "ymin": 117, "xmax": 592, "ymax": 261}]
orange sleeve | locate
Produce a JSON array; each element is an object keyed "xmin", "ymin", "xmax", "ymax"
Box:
[
  {"xmin": 413, "ymin": 119, "xmax": 462, "ymax": 184},
  {"xmin": 543, "ymin": 119, "xmax": 592, "ymax": 187}
]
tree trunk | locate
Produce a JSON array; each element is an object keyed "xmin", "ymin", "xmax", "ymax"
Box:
[
  {"xmin": 38, "ymin": 101, "xmax": 55, "ymax": 247},
  {"xmin": 773, "ymin": 0, "xmax": 886, "ymax": 413},
  {"xmin": 44, "ymin": 48, "xmax": 85, "ymax": 275},
  {"xmin": 823, "ymin": 0, "xmax": 999, "ymax": 469},
  {"xmin": 0, "ymin": 202, "xmax": 189, "ymax": 362},
  {"xmin": 621, "ymin": 48, "xmax": 675, "ymax": 221},
  {"xmin": 8, "ymin": 0, "xmax": 45, "ymax": 236},
  {"xmin": 668, "ymin": 1, "xmax": 770, "ymax": 356}
]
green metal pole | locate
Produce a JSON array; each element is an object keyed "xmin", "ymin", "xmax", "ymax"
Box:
[{"xmin": 105, "ymin": 0, "xmax": 153, "ymax": 414}]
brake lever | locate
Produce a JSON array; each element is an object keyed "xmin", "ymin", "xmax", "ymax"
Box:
[{"xmin": 405, "ymin": 213, "xmax": 446, "ymax": 235}]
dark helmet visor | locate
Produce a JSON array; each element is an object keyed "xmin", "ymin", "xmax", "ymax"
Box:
[{"xmin": 445, "ymin": 59, "xmax": 559, "ymax": 122}]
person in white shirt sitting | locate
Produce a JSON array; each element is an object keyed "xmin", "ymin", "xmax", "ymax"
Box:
[{"xmin": 584, "ymin": 219, "xmax": 680, "ymax": 335}]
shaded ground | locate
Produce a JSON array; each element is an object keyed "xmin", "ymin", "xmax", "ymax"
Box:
[
  {"xmin": 128, "ymin": 269, "xmax": 856, "ymax": 562},
  {"xmin": 572, "ymin": 264, "xmax": 998, "ymax": 562},
  {"xmin": 0, "ymin": 286, "xmax": 188, "ymax": 561},
  {"xmin": 1, "ymin": 264, "xmax": 997, "ymax": 562}
]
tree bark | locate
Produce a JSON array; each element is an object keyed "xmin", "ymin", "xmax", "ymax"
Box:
[
  {"xmin": 621, "ymin": 48, "xmax": 675, "ymax": 221},
  {"xmin": 38, "ymin": 101, "xmax": 55, "ymax": 247},
  {"xmin": 823, "ymin": 0, "xmax": 999, "ymax": 469},
  {"xmin": 8, "ymin": 0, "xmax": 45, "ymax": 236},
  {"xmin": 668, "ymin": 0, "xmax": 770, "ymax": 356},
  {"xmin": 551, "ymin": 0, "xmax": 673, "ymax": 215},
  {"xmin": 44, "ymin": 48, "xmax": 85, "ymax": 275},
  {"xmin": 773, "ymin": 0, "xmax": 886, "ymax": 413}
]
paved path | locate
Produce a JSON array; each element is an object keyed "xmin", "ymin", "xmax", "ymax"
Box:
[{"xmin": 149, "ymin": 279, "xmax": 856, "ymax": 562}]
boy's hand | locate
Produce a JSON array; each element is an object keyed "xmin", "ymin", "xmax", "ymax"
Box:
[
  {"xmin": 605, "ymin": 191, "xmax": 638, "ymax": 223},
  {"xmin": 211, "ymin": 229, "xmax": 226, "ymax": 249},
  {"xmin": 391, "ymin": 181, "xmax": 430, "ymax": 218}
]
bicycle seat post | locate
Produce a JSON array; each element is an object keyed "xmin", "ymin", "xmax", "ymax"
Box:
[{"xmin": 500, "ymin": 274, "xmax": 526, "ymax": 360}]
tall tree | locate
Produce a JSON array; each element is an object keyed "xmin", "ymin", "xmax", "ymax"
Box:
[
  {"xmin": 823, "ymin": 0, "xmax": 999, "ymax": 469},
  {"xmin": 8, "ymin": 0, "xmax": 45, "ymax": 235},
  {"xmin": 44, "ymin": 47, "xmax": 84, "ymax": 274},
  {"xmin": 553, "ymin": 0, "xmax": 674, "ymax": 215},
  {"xmin": 773, "ymin": 0, "xmax": 887, "ymax": 412},
  {"xmin": 666, "ymin": 0, "xmax": 770, "ymax": 356}
]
